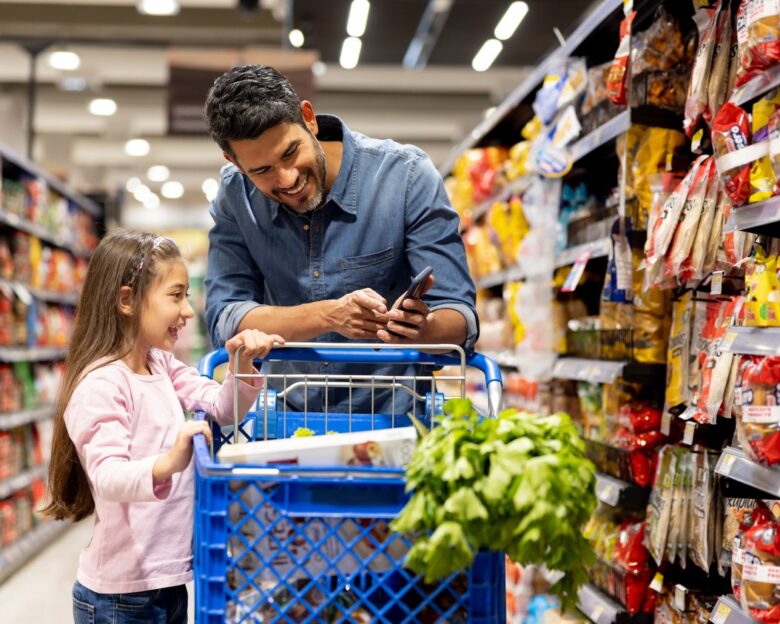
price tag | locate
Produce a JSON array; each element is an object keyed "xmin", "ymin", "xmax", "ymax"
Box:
[
  {"xmin": 649, "ymin": 571, "xmax": 664, "ymax": 592},
  {"xmin": 661, "ymin": 412, "xmax": 672, "ymax": 436},
  {"xmin": 683, "ymin": 421, "xmax": 697, "ymax": 446},
  {"xmin": 719, "ymin": 452, "xmax": 737, "ymax": 476},
  {"xmin": 710, "ymin": 601, "xmax": 732, "ymax": 624},
  {"xmin": 673, "ymin": 584, "xmax": 687, "ymax": 611},
  {"xmin": 720, "ymin": 331, "xmax": 738, "ymax": 352},
  {"xmin": 590, "ymin": 605, "xmax": 604, "ymax": 621},
  {"xmin": 599, "ymin": 484, "xmax": 613, "ymax": 503},
  {"xmin": 561, "ymin": 249, "xmax": 592, "ymax": 293},
  {"xmin": 680, "ymin": 405, "xmax": 697, "ymax": 421},
  {"xmin": 614, "ymin": 233, "xmax": 632, "ymax": 292},
  {"xmin": 711, "ymin": 270, "xmax": 724, "ymax": 296}
]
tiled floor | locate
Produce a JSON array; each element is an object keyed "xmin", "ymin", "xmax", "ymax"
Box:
[{"xmin": 0, "ymin": 520, "xmax": 195, "ymax": 623}]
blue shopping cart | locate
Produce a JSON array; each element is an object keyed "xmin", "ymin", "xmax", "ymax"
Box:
[{"xmin": 193, "ymin": 343, "xmax": 504, "ymax": 624}]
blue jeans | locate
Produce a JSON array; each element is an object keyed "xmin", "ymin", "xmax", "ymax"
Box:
[{"xmin": 72, "ymin": 580, "xmax": 187, "ymax": 624}]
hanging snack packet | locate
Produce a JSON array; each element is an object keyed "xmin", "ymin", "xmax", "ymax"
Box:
[
  {"xmin": 677, "ymin": 451, "xmax": 694, "ymax": 568},
  {"xmin": 738, "ymin": 505, "xmax": 780, "ymax": 619},
  {"xmin": 647, "ymin": 445, "xmax": 677, "ymax": 565},
  {"xmin": 690, "ymin": 451, "xmax": 715, "ymax": 572},
  {"xmin": 750, "ymin": 90, "xmax": 780, "ymax": 203},
  {"xmin": 666, "ymin": 448, "xmax": 687, "ymax": 564},
  {"xmin": 667, "ymin": 292, "xmax": 693, "ymax": 409},
  {"xmin": 685, "ymin": 6, "xmax": 720, "ymax": 136},
  {"xmin": 664, "ymin": 158, "xmax": 714, "ymax": 280},
  {"xmin": 745, "ymin": 244, "xmax": 780, "ymax": 327},
  {"xmin": 722, "ymin": 355, "xmax": 742, "ymax": 419},
  {"xmin": 704, "ymin": 184, "xmax": 727, "ymax": 274},
  {"xmin": 737, "ymin": 356, "xmax": 780, "ymax": 466},
  {"xmin": 734, "ymin": 0, "xmax": 780, "ymax": 87},
  {"xmin": 712, "ymin": 103, "xmax": 752, "ymax": 207},
  {"xmin": 688, "ymin": 299, "xmax": 710, "ymax": 404},
  {"xmin": 708, "ymin": 5, "xmax": 734, "ymax": 122},
  {"xmin": 607, "ymin": 8, "xmax": 636, "ymax": 105},
  {"xmin": 697, "ymin": 298, "xmax": 740, "ymax": 424},
  {"xmin": 681, "ymin": 164, "xmax": 719, "ymax": 281}
]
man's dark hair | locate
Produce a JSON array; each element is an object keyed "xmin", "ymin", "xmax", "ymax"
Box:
[{"xmin": 204, "ymin": 64, "xmax": 305, "ymax": 158}]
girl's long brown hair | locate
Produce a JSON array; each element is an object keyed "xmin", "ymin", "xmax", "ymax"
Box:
[{"xmin": 42, "ymin": 229, "xmax": 181, "ymax": 521}]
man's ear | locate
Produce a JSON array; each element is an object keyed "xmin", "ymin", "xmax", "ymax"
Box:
[
  {"xmin": 301, "ymin": 100, "xmax": 318, "ymax": 135},
  {"xmin": 223, "ymin": 151, "xmax": 237, "ymax": 167},
  {"xmin": 118, "ymin": 286, "xmax": 135, "ymax": 317}
]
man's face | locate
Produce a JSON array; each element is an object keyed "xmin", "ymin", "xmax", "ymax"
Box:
[{"xmin": 228, "ymin": 121, "xmax": 327, "ymax": 214}]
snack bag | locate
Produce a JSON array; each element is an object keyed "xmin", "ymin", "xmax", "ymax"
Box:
[
  {"xmin": 689, "ymin": 450, "xmax": 715, "ymax": 572},
  {"xmin": 667, "ymin": 293, "xmax": 693, "ymax": 409},
  {"xmin": 734, "ymin": 0, "xmax": 780, "ymax": 87},
  {"xmin": 607, "ymin": 8, "xmax": 636, "ymax": 105},
  {"xmin": 680, "ymin": 165, "xmax": 719, "ymax": 281},
  {"xmin": 745, "ymin": 244, "xmax": 780, "ymax": 326},
  {"xmin": 740, "ymin": 507, "xmax": 780, "ymax": 621},
  {"xmin": 697, "ymin": 298, "xmax": 740, "ymax": 424},
  {"xmin": 685, "ymin": 5, "xmax": 720, "ymax": 136},
  {"xmin": 737, "ymin": 356, "xmax": 780, "ymax": 466},
  {"xmin": 708, "ymin": 5, "xmax": 735, "ymax": 122},
  {"xmin": 704, "ymin": 184, "xmax": 726, "ymax": 273},
  {"xmin": 712, "ymin": 102, "xmax": 752, "ymax": 207},
  {"xmin": 647, "ymin": 445, "xmax": 677, "ymax": 564},
  {"xmin": 750, "ymin": 89, "xmax": 780, "ymax": 203}
]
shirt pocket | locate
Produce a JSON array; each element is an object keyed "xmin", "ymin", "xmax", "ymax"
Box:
[{"xmin": 340, "ymin": 247, "xmax": 396, "ymax": 292}]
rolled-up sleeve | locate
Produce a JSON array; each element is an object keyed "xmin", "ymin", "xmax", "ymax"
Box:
[
  {"xmin": 205, "ymin": 167, "xmax": 265, "ymax": 346},
  {"xmin": 404, "ymin": 152, "xmax": 479, "ymax": 353}
]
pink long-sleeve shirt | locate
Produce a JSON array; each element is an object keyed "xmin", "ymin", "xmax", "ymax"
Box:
[{"xmin": 64, "ymin": 348, "xmax": 260, "ymax": 594}]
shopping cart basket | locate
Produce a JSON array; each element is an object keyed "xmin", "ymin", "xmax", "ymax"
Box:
[{"xmin": 193, "ymin": 343, "xmax": 504, "ymax": 624}]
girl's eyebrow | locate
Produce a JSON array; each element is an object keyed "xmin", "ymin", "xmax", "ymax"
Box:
[{"xmin": 168, "ymin": 282, "xmax": 188, "ymax": 290}]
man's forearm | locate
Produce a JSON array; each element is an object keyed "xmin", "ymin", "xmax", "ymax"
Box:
[
  {"xmin": 421, "ymin": 308, "xmax": 467, "ymax": 346},
  {"xmin": 237, "ymin": 300, "xmax": 337, "ymax": 341}
]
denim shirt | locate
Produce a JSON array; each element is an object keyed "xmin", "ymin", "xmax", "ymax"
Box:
[{"xmin": 205, "ymin": 115, "xmax": 477, "ymax": 416}]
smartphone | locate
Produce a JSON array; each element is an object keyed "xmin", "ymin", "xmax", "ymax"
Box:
[{"xmin": 391, "ymin": 265, "xmax": 433, "ymax": 311}]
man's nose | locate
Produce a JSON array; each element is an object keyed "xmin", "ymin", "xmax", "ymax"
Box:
[{"xmin": 277, "ymin": 167, "xmax": 298, "ymax": 189}]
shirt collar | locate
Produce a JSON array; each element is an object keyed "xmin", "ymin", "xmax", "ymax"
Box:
[{"xmin": 270, "ymin": 114, "xmax": 357, "ymax": 222}]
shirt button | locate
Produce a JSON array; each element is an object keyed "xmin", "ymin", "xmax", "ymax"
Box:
[
  {"xmin": 303, "ymin": 224, "xmax": 310, "ymax": 231},
  {"xmin": 313, "ymin": 270, "xmax": 321, "ymax": 278}
]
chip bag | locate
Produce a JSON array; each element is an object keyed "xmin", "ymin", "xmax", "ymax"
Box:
[
  {"xmin": 685, "ymin": 6, "xmax": 720, "ymax": 136},
  {"xmin": 607, "ymin": 8, "xmax": 636, "ymax": 105},
  {"xmin": 712, "ymin": 102, "xmax": 752, "ymax": 207},
  {"xmin": 740, "ymin": 508, "xmax": 780, "ymax": 621},
  {"xmin": 750, "ymin": 89, "xmax": 780, "ymax": 203},
  {"xmin": 745, "ymin": 244, "xmax": 780, "ymax": 327},
  {"xmin": 734, "ymin": 0, "xmax": 780, "ymax": 87},
  {"xmin": 737, "ymin": 356, "xmax": 780, "ymax": 466}
]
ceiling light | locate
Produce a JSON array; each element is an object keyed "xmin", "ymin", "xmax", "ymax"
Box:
[
  {"xmin": 147, "ymin": 165, "xmax": 170, "ymax": 182},
  {"xmin": 288, "ymin": 28, "xmax": 305, "ymax": 48},
  {"xmin": 346, "ymin": 0, "xmax": 370, "ymax": 37},
  {"xmin": 88, "ymin": 98, "xmax": 117, "ymax": 116},
  {"xmin": 133, "ymin": 184, "xmax": 152, "ymax": 202},
  {"xmin": 125, "ymin": 139, "xmax": 150, "ymax": 157},
  {"xmin": 202, "ymin": 178, "xmax": 219, "ymax": 202},
  {"xmin": 48, "ymin": 50, "xmax": 81, "ymax": 71},
  {"xmin": 494, "ymin": 1, "xmax": 529, "ymax": 40},
  {"xmin": 61, "ymin": 77, "xmax": 87, "ymax": 92},
  {"xmin": 137, "ymin": 0, "xmax": 180, "ymax": 16},
  {"xmin": 472, "ymin": 39, "xmax": 503, "ymax": 72},
  {"xmin": 126, "ymin": 177, "xmax": 143, "ymax": 193},
  {"xmin": 312, "ymin": 61, "xmax": 327, "ymax": 77},
  {"xmin": 340, "ymin": 37, "xmax": 362, "ymax": 70},
  {"xmin": 143, "ymin": 193, "xmax": 160, "ymax": 210},
  {"xmin": 161, "ymin": 181, "xmax": 184, "ymax": 199}
]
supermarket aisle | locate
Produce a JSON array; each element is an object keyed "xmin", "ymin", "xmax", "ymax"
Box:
[{"xmin": 0, "ymin": 521, "xmax": 194, "ymax": 623}]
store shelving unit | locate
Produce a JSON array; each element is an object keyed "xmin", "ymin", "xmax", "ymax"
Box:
[
  {"xmin": 555, "ymin": 237, "xmax": 612, "ymax": 269},
  {"xmin": 721, "ymin": 326, "xmax": 780, "ymax": 357},
  {"xmin": 0, "ymin": 464, "xmax": 48, "ymax": 499},
  {"xmin": 570, "ymin": 111, "xmax": 631, "ymax": 163},
  {"xmin": 0, "ymin": 406, "xmax": 55, "ymax": 431},
  {"xmin": 0, "ymin": 277, "xmax": 79, "ymax": 307},
  {"xmin": 709, "ymin": 596, "xmax": 758, "ymax": 624},
  {"xmin": 724, "ymin": 196, "xmax": 780, "ymax": 236},
  {"xmin": 577, "ymin": 583, "xmax": 652, "ymax": 624},
  {"xmin": 595, "ymin": 472, "xmax": 649, "ymax": 509},
  {"xmin": 460, "ymin": 175, "xmax": 534, "ymax": 234},
  {"xmin": 0, "ymin": 520, "xmax": 69, "ymax": 585},
  {"xmin": 715, "ymin": 447, "xmax": 780, "ymax": 498},
  {"xmin": 553, "ymin": 357, "xmax": 626, "ymax": 384},
  {"xmin": 0, "ymin": 346, "xmax": 68, "ymax": 362}
]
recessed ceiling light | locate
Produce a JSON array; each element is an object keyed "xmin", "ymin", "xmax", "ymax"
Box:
[
  {"xmin": 133, "ymin": 184, "xmax": 152, "ymax": 202},
  {"xmin": 88, "ymin": 98, "xmax": 117, "ymax": 116},
  {"xmin": 126, "ymin": 177, "xmax": 143, "ymax": 193},
  {"xmin": 147, "ymin": 165, "xmax": 170, "ymax": 182},
  {"xmin": 143, "ymin": 193, "xmax": 160, "ymax": 210},
  {"xmin": 494, "ymin": 2, "xmax": 529, "ymax": 41},
  {"xmin": 346, "ymin": 0, "xmax": 370, "ymax": 38},
  {"xmin": 340, "ymin": 37, "xmax": 362, "ymax": 70},
  {"xmin": 61, "ymin": 77, "xmax": 88, "ymax": 92},
  {"xmin": 137, "ymin": 0, "xmax": 180, "ymax": 16},
  {"xmin": 48, "ymin": 50, "xmax": 81, "ymax": 71},
  {"xmin": 312, "ymin": 61, "xmax": 327, "ymax": 77},
  {"xmin": 289, "ymin": 29, "xmax": 305, "ymax": 48},
  {"xmin": 472, "ymin": 39, "xmax": 503, "ymax": 72},
  {"xmin": 161, "ymin": 181, "xmax": 184, "ymax": 199},
  {"xmin": 201, "ymin": 178, "xmax": 219, "ymax": 202},
  {"xmin": 125, "ymin": 139, "xmax": 150, "ymax": 157}
]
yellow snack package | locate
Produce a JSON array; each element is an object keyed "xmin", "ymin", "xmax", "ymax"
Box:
[
  {"xmin": 666, "ymin": 292, "xmax": 693, "ymax": 409},
  {"xmin": 745, "ymin": 244, "xmax": 780, "ymax": 326},
  {"xmin": 504, "ymin": 281, "xmax": 526, "ymax": 346},
  {"xmin": 749, "ymin": 89, "xmax": 780, "ymax": 203},
  {"xmin": 521, "ymin": 115, "xmax": 542, "ymax": 141}
]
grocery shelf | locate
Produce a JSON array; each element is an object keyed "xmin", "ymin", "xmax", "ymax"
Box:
[
  {"xmin": 715, "ymin": 447, "xmax": 780, "ymax": 498},
  {"xmin": 461, "ymin": 175, "xmax": 534, "ymax": 233},
  {"xmin": 0, "ymin": 464, "xmax": 48, "ymax": 499},
  {"xmin": 721, "ymin": 326, "xmax": 780, "ymax": 356},
  {"xmin": 0, "ymin": 520, "xmax": 70, "ymax": 585},
  {"xmin": 475, "ymin": 263, "xmax": 530, "ymax": 289},
  {"xmin": 0, "ymin": 406, "xmax": 54, "ymax": 431},
  {"xmin": 577, "ymin": 583, "xmax": 652, "ymax": 624},
  {"xmin": 0, "ymin": 277, "xmax": 79, "ymax": 306},
  {"xmin": 732, "ymin": 64, "xmax": 780, "ymax": 107},
  {"xmin": 0, "ymin": 209, "xmax": 91, "ymax": 258},
  {"xmin": 709, "ymin": 596, "xmax": 758, "ymax": 624},
  {"xmin": 570, "ymin": 111, "xmax": 631, "ymax": 163},
  {"xmin": 555, "ymin": 237, "xmax": 611, "ymax": 268},
  {"xmin": 0, "ymin": 346, "xmax": 67, "ymax": 362},
  {"xmin": 0, "ymin": 142, "xmax": 101, "ymax": 218},
  {"xmin": 595, "ymin": 472, "xmax": 649, "ymax": 509},
  {"xmin": 724, "ymin": 196, "xmax": 780, "ymax": 237},
  {"xmin": 553, "ymin": 357, "xmax": 625, "ymax": 384}
]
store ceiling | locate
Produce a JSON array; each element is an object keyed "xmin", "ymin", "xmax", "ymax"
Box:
[{"xmin": 0, "ymin": 0, "xmax": 594, "ymax": 228}]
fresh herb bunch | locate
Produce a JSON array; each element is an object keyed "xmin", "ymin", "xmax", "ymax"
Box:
[{"xmin": 391, "ymin": 398, "xmax": 597, "ymax": 611}]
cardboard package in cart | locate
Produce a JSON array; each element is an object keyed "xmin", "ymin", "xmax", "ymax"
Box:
[{"xmin": 222, "ymin": 427, "xmax": 417, "ymax": 581}]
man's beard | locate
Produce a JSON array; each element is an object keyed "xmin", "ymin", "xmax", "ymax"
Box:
[{"xmin": 282, "ymin": 139, "xmax": 327, "ymax": 214}]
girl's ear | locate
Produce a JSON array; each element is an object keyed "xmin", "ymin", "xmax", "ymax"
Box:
[{"xmin": 118, "ymin": 286, "xmax": 135, "ymax": 316}]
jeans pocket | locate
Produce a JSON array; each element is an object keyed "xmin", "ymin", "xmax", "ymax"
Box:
[
  {"xmin": 115, "ymin": 589, "xmax": 159, "ymax": 612},
  {"xmin": 72, "ymin": 595, "xmax": 95, "ymax": 624}
]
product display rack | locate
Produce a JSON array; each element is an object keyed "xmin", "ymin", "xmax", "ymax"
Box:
[
  {"xmin": 0, "ymin": 520, "xmax": 68, "ymax": 585},
  {"xmin": 709, "ymin": 596, "xmax": 759, "ymax": 624},
  {"xmin": 577, "ymin": 583, "xmax": 653, "ymax": 624}
]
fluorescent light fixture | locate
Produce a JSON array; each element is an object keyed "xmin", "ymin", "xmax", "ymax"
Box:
[
  {"xmin": 125, "ymin": 177, "xmax": 143, "ymax": 193},
  {"xmin": 133, "ymin": 184, "xmax": 152, "ymax": 202},
  {"xmin": 472, "ymin": 39, "xmax": 503, "ymax": 72},
  {"xmin": 289, "ymin": 28, "xmax": 305, "ymax": 48},
  {"xmin": 340, "ymin": 37, "xmax": 362, "ymax": 70},
  {"xmin": 61, "ymin": 77, "xmax": 87, "ymax": 92},
  {"xmin": 137, "ymin": 0, "xmax": 180, "ymax": 16},
  {"xmin": 147, "ymin": 165, "xmax": 170, "ymax": 182},
  {"xmin": 346, "ymin": 0, "xmax": 370, "ymax": 37},
  {"xmin": 312, "ymin": 61, "xmax": 327, "ymax": 77},
  {"xmin": 161, "ymin": 181, "xmax": 184, "ymax": 199},
  {"xmin": 125, "ymin": 139, "xmax": 150, "ymax": 157},
  {"xmin": 143, "ymin": 193, "xmax": 160, "ymax": 210},
  {"xmin": 494, "ymin": 1, "xmax": 529, "ymax": 40},
  {"xmin": 88, "ymin": 98, "xmax": 117, "ymax": 116},
  {"xmin": 202, "ymin": 178, "xmax": 219, "ymax": 202},
  {"xmin": 48, "ymin": 50, "xmax": 80, "ymax": 71}
]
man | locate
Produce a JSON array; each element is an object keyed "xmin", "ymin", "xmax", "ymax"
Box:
[{"xmin": 203, "ymin": 64, "xmax": 476, "ymax": 415}]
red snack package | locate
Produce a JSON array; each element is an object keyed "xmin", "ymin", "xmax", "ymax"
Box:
[
  {"xmin": 740, "ymin": 508, "xmax": 780, "ymax": 621},
  {"xmin": 617, "ymin": 402, "xmax": 663, "ymax": 434},
  {"xmin": 733, "ymin": 502, "xmax": 774, "ymax": 602},
  {"xmin": 713, "ymin": 102, "xmax": 752, "ymax": 206},
  {"xmin": 737, "ymin": 356, "xmax": 780, "ymax": 466},
  {"xmin": 734, "ymin": 0, "xmax": 780, "ymax": 87},
  {"xmin": 607, "ymin": 10, "xmax": 637, "ymax": 105}
]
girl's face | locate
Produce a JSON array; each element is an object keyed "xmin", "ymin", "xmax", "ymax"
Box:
[{"xmin": 138, "ymin": 260, "xmax": 194, "ymax": 352}]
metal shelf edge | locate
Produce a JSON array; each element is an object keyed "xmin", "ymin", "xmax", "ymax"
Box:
[
  {"xmin": 553, "ymin": 357, "xmax": 625, "ymax": 384},
  {"xmin": 0, "ymin": 521, "xmax": 70, "ymax": 585},
  {"xmin": 0, "ymin": 464, "xmax": 48, "ymax": 499},
  {"xmin": 0, "ymin": 210, "xmax": 92, "ymax": 258},
  {"xmin": 709, "ymin": 596, "xmax": 758, "ymax": 624},
  {"xmin": 555, "ymin": 237, "xmax": 612, "ymax": 268},
  {"xmin": 724, "ymin": 197, "xmax": 780, "ymax": 234},
  {"xmin": 571, "ymin": 110, "xmax": 631, "ymax": 163},
  {"xmin": 0, "ymin": 346, "xmax": 67, "ymax": 362},
  {"xmin": 715, "ymin": 447, "xmax": 780, "ymax": 498},
  {"xmin": 722, "ymin": 326, "xmax": 780, "ymax": 356},
  {"xmin": 0, "ymin": 406, "xmax": 55, "ymax": 431}
]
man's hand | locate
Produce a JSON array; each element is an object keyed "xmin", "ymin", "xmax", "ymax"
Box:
[
  {"xmin": 378, "ymin": 274, "xmax": 435, "ymax": 343},
  {"xmin": 327, "ymin": 288, "xmax": 389, "ymax": 339}
]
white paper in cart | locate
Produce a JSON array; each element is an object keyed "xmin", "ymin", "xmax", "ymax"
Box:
[{"xmin": 217, "ymin": 426, "xmax": 417, "ymax": 467}]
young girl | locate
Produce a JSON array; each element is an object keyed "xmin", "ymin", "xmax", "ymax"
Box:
[{"xmin": 43, "ymin": 229, "xmax": 283, "ymax": 624}]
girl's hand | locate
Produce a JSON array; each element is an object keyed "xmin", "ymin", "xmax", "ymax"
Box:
[
  {"xmin": 153, "ymin": 420, "xmax": 212, "ymax": 484},
  {"xmin": 226, "ymin": 329, "xmax": 284, "ymax": 375}
]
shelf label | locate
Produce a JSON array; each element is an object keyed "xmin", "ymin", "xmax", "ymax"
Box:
[
  {"xmin": 683, "ymin": 421, "xmax": 697, "ymax": 445},
  {"xmin": 614, "ymin": 233, "xmax": 632, "ymax": 292},
  {"xmin": 710, "ymin": 602, "xmax": 731, "ymax": 624},
  {"xmin": 649, "ymin": 572, "xmax": 664, "ymax": 592},
  {"xmin": 561, "ymin": 249, "xmax": 592, "ymax": 293},
  {"xmin": 590, "ymin": 605, "xmax": 604, "ymax": 621},
  {"xmin": 661, "ymin": 412, "xmax": 672, "ymax": 436},
  {"xmin": 711, "ymin": 271, "xmax": 724, "ymax": 295},
  {"xmin": 719, "ymin": 453, "xmax": 737, "ymax": 476},
  {"xmin": 720, "ymin": 331, "xmax": 738, "ymax": 352},
  {"xmin": 674, "ymin": 584, "xmax": 687, "ymax": 611}
]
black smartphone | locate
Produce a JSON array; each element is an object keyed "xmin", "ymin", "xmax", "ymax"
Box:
[{"xmin": 391, "ymin": 265, "xmax": 433, "ymax": 311}]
